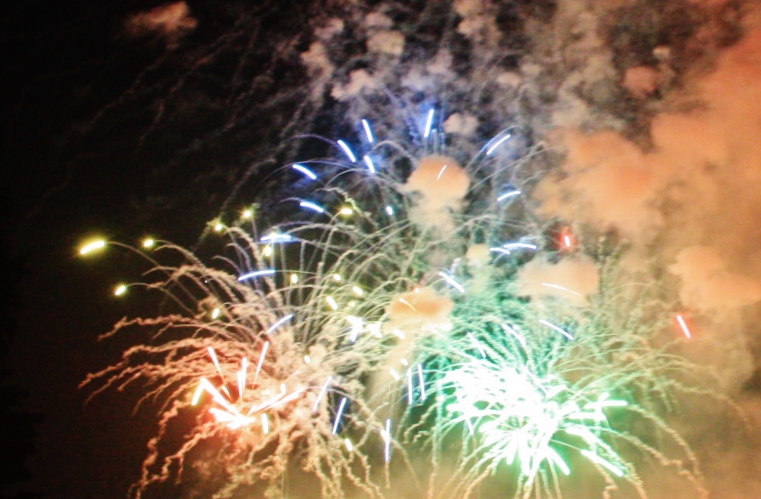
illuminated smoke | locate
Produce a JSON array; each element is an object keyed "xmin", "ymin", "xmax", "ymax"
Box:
[
  {"xmin": 402, "ymin": 155, "xmax": 470, "ymax": 233},
  {"xmin": 123, "ymin": 1, "xmax": 197, "ymax": 45}
]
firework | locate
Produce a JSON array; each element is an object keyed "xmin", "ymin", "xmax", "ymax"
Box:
[
  {"xmin": 81, "ymin": 108, "xmax": 722, "ymax": 499},
  {"xmin": 401, "ymin": 258, "xmax": 715, "ymax": 499}
]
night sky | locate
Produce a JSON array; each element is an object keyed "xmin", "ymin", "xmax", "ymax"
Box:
[{"xmin": 4, "ymin": 1, "xmax": 761, "ymax": 498}]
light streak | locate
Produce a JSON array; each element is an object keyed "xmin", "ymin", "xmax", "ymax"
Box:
[
  {"xmin": 538, "ymin": 319, "xmax": 574, "ymax": 340},
  {"xmin": 80, "ymin": 239, "xmax": 106, "ymax": 255},
  {"xmin": 503, "ymin": 242, "xmax": 537, "ymax": 251},
  {"xmin": 254, "ymin": 342, "xmax": 270, "ymax": 379},
  {"xmin": 560, "ymin": 227, "xmax": 575, "ymax": 250},
  {"xmin": 363, "ymin": 155, "xmax": 376, "ymax": 173},
  {"xmin": 332, "ymin": 397, "xmax": 348, "ymax": 434},
  {"xmin": 361, "ymin": 119, "xmax": 374, "ymax": 143},
  {"xmin": 260, "ymin": 233, "xmax": 293, "ymax": 243},
  {"xmin": 292, "ymin": 163, "xmax": 317, "ymax": 180},
  {"xmin": 191, "ymin": 383, "xmax": 205, "ymax": 406},
  {"xmin": 312, "ymin": 376, "xmax": 332, "ymax": 412},
  {"xmin": 490, "ymin": 247, "xmax": 511, "ymax": 256},
  {"xmin": 676, "ymin": 314, "xmax": 692, "ymax": 339},
  {"xmin": 383, "ymin": 418, "xmax": 392, "ymax": 462},
  {"xmin": 337, "ymin": 139, "xmax": 357, "ymax": 162},
  {"xmin": 423, "ymin": 109, "xmax": 434, "ymax": 138},
  {"xmin": 436, "ymin": 164, "xmax": 448, "ymax": 180},
  {"xmin": 266, "ymin": 314, "xmax": 294, "ymax": 334},
  {"xmin": 237, "ymin": 358, "xmax": 248, "ymax": 400},
  {"xmin": 207, "ymin": 347, "xmax": 224, "ymax": 377},
  {"xmin": 497, "ymin": 189, "xmax": 521, "ymax": 201},
  {"xmin": 237, "ymin": 269, "xmax": 275, "ymax": 281},
  {"xmin": 261, "ymin": 413, "xmax": 270, "ymax": 434},
  {"xmin": 299, "ymin": 200, "xmax": 325, "ymax": 214},
  {"xmin": 438, "ymin": 271, "xmax": 465, "ymax": 294},
  {"xmin": 467, "ymin": 332, "xmax": 487, "ymax": 358},
  {"xmin": 486, "ymin": 132, "xmax": 512, "ymax": 155}
]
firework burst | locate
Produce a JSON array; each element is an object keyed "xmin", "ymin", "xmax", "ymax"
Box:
[{"xmin": 81, "ymin": 106, "xmax": 725, "ymax": 499}]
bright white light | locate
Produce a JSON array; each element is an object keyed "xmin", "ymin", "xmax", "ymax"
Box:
[
  {"xmin": 299, "ymin": 201, "xmax": 325, "ymax": 214},
  {"xmin": 260, "ymin": 233, "xmax": 293, "ymax": 243},
  {"xmin": 255, "ymin": 342, "xmax": 270, "ymax": 378},
  {"xmin": 423, "ymin": 109, "xmax": 434, "ymax": 138},
  {"xmin": 292, "ymin": 164, "xmax": 317, "ymax": 180},
  {"xmin": 676, "ymin": 314, "xmax": 692, "ymax": 339},
  {"xmin": 237, "ymin": 269, "xmax": 275, "ymax": 281},
  {"xmin": 362, "ymin": 119, "xmax": 374, "ymax": 143},
  {"xmin": 436, "ymin": 164, "xmax": 448, "ymax": 180},
  {"xmin": 261, "ymin": 413, "xmax": 270, "ymax": 434},
  {"xmin": 79, "ymin": 239, "xmax": 106, "ymax": 255},
  {"xmin": 502, "ymin": 242, "xmax": 537, "ymax": 251},
  {"xmin": 497, "ymin": 189, "xmax": 521, "ymax": 202},
  {"xmin": 332, "ymin": 397, "xmax": 348, "ymax": 434},
  {"xmin": 337, "ymin": 140, "xmax": 357, "ymax": 162},
  {"xmin": 486, "ymin": 133, "xmax": 512, "ymax": 155},
  {"xmin": 383, "ymin": 419, "xmax": 392, "ymax": 462}
]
